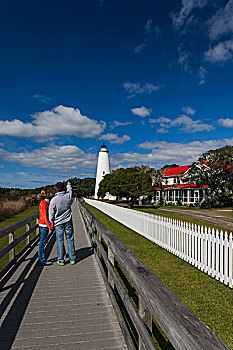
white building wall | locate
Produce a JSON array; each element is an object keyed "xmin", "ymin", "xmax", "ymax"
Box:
[{"xmin": 163, "ymin": 176, "xmax": 179, "ymax": 185}]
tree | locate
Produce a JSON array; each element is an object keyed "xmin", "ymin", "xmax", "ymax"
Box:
[
  {"xmin": 183, "ymin": 145, "xmax": 233, "ymax": 207},
  {"xmin": 32, "ymin": 177, "xmax": 95, "ymax": 198},
  {"xmin": 151, "ymin": 168, "xmax": 169, "ymax": 205},
  {"xmin": 68, "ymin": 177, "xmax": 95, "ymax": 198},
  {"xmin": 97, "ymin": 166, "xmax": 154, "ymax": 206},
  {"xmin": 161, "ymin": 164, "xmax": 179, "ymax": 169}
]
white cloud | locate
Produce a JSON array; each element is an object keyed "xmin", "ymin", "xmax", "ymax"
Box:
[
  {"xmin": 149, "ymin": 117, "xmax": 170, "ymax": 125},
  {"xmin": 149, "ymin": 114, "xmax": 214, "ymax": 133},
  {"xmin": 33, "ymin": 94, "xmax": 52, "ymax": 104},
  {"xmin": 0, "ymin": 145, "xmax": 97, "ymax": 173},
  {"xmin": 123, "ymin": 82, "xmax": 162, "ymax": 99},
  {"xmin": 99, "ymin": 133, "xmax": 131, "ymax": 144},
  {"xmin": 198, "ymin": 66, "xmax": 208, "ymax": 85},
  {"xmin": 0, "ymin": 105, "xmax": 106, "ymax": 140},
  {"xmin": 109, "ymin": 120, "xmax": 132, "ymax": 129},
  {"xmin": 177, "ymin": 43, "xmax": 192, "ymax": 73},
  {"xmin": 98, "ymin": 0, "xmax": 104, "ymax": 7},
  {"xmin": 218, "ymin": 118, "xmax": 233, "ymax": 128},
  {"xmin": 134, "ymin": 19, "xmax": 160, "ymax": 54},
  {"xmin": 205, "ymin": 39, "xmax": 233, "ymax": 63},
  {"xmin": 182, "ymin": 106, "xmax": 196, "ymax": 115},
  {"xmin": 171, "ymin": 0, "xmax": 208, "ymax": 30},
  {"xmin": 156, "ymin": 128, "xmax": 169, "ymax": 134},
  {"xmin": 171, "ymin": 115, "xmax": 214, "ymax": 132},
  {"xmin": 121, "ymin": 138, "xmax": 233, "ymax": 167},
  {"xmin": 131, "ymin": 106, "xmax": 151, "ymax": 117},
  {"xmin": 208, "ymin": 0, "xmax": 233, "ymax": 40}
]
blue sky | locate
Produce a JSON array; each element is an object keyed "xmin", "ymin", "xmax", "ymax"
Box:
[{"xmin": 0, "ymin": 0, "xmax": 233, "ymax": 188}]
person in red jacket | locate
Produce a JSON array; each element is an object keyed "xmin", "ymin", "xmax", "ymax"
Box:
[{"xmin": 37, "ymin": 190, "xmax": 54, "ymax": 266}]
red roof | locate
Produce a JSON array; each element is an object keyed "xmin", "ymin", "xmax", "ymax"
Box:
[
  {"xmin": 163, "ymin": 165, "xmax": 190, "ymax": 177},
  {"xmin": 154, "ymin": 184, "xmax": 208, "ymax": 190}
]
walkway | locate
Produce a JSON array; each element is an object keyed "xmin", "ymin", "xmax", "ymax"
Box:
[
  {"xmin": 0, "ymin": 203, "xmax": 127, "ymax": 350},
  {"xmin": 160, "ymin": 208, "xmax": 233, "ymax": 231}
]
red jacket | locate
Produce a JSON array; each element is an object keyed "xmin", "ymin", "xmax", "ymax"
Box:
[{"xmin": 38, "ymin": 200, "xmax": 54, "ymax": 230}]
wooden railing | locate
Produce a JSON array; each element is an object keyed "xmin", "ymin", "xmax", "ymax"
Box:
[
  {"xmin": 78, "ymin": 200, "xmax": 230, "ymax": 350},
  {"xmin": 0, "ymin": 214, "xmax": 39, "ymax": 279}
]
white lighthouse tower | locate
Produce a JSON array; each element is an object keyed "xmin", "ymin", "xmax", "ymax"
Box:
[{"xmin": 94, "ymin": 143, "xmax": 111, "ymax": 199}]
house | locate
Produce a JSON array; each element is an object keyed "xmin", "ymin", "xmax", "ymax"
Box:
[{"xmin": 153, "ymin": 165, "xmax": 208, "ymax": 205}]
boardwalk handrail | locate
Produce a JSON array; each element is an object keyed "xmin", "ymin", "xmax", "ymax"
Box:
[
  {"xmin": 0, "ymin": 213, "xmax": 39, "ymax": 280},
  {"xmin": 78, "ymin": 200, "xmax": 230, "ymax": 350}
]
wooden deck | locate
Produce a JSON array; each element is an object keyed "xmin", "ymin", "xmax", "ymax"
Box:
[{"xmin": 0, "ymin": 203, "xmax": 127, "ymax": 350}]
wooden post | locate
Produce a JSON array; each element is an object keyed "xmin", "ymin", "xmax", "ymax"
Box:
[
  {"xmin": 108, "ymin": 246, "xmax": 115, "ymax": 289},
  {"xmin": 139, "ymin": 294, "xmax": 152, "ymax": 350},
  {"xmin": 97, "ymin": 231, "xmax": 102, "ymax": 257},
  {"xmin": 9, "ymin": 231, "xmax": 15, "ymax": 262},
  {"xmin": 26, "ymin": 223, "xmax": 30, "ymax": 246},
  {"xmin": 36, "ymin": 219, "xmax": 40, "ymax": 236}
]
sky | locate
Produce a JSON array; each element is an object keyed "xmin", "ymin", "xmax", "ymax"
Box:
[{"xmin": 0, "ymin": 0, "xmax": 233, "ymax": 188}]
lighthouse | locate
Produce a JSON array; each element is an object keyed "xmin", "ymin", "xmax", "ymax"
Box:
[{"xmin": 94, "ymin": 143, "xmax": 111, "ymax": 199}]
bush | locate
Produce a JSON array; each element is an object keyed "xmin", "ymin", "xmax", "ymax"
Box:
[{"xmin": 0, "ymin": 199, "xmax": 27, "ymax": 220}]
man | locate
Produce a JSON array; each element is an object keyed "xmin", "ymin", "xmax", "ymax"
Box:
[{"xmin": 49, "ymin": 181, "xmax": 76, "ymax": 265}]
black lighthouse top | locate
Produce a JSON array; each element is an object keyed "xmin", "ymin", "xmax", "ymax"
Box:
[{"xmin": 100, "ymin": 143, "xmax": 109, "ymax": 152}]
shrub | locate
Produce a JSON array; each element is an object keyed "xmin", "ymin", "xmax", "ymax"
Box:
[{"xmin": 0, "ymin": 199, "xmax": 27, "ymax": 220}]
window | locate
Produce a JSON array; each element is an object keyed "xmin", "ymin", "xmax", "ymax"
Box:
[{"xmin": 189, "ymin": 189, "xmax": 194, "ymax": 202}]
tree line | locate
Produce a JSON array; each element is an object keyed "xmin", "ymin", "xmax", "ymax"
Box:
[{"xmin": 0, "ymin": 177, "xmax": 95, "ymax": 221}]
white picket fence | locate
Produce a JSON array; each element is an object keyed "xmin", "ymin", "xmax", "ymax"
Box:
[{"xmin": 84, "ymin": 198, "xmax": 233, "ymax": 288}]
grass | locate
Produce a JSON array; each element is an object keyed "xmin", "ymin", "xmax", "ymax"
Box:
[
  {"xmin": 84, "ymin": 203, "xmax": 233, "ymax": 349},
  {"xmin": 0, "ymin": 206, "xmax": 39, "ymax": 271}
]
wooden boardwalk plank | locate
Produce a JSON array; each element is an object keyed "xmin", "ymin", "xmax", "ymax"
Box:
[{"xmin": 0, "ymin": 203, "xmax": 127, "ymax": 350}]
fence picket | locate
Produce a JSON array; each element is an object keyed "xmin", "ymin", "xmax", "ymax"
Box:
[
  {"xmin": 197, "ymin": 225, "xmax": 201, "ymax": 269},
  {"xmin": 211, "ymin": 229, "xmax": 215, "ymax": 278},
  {"xmin": 191, "ymin": 223, "xmax": 194, "ymax": 266},
  {"xmin": 194, "ymin": 224, "xmax": 197, "ymax": 267},
  {"xmin": 229, "ymin": 233, "xmax": 232, "ymax": 288},
  {"xmin": 219, "ymin": 231, "xmax": 224, "ymax": 283},
  {"xmin": 186, "ymin": 222, "xmax": 189, "ymax": 263},
  {"xmin": 216, "ymin": 230, "xmax": 220, "ymax": 280},
  {"xmin": 224, "ymin": 232, "xmax": 228, "ymax": 286}
]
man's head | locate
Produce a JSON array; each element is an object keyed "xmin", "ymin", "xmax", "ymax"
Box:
[{"xmin": 56, "ymin": 182, "xmax": 64, "ymax": 192}]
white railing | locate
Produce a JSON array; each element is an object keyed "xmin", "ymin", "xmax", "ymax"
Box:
[{"xmin": 84, "ymin": 199, "xmax": 233, "ymax": 288}]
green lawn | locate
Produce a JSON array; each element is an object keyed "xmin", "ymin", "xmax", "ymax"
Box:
[
  {"xmin": 0, "ymin": 206, "xmax": 39, "ymax": 271},
  {"xmin": 85, "ymin": 203, "xmax": 233, "ymax": 349}
]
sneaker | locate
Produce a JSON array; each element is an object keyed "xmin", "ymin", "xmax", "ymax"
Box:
[
  {"xmin": 70, "ymin": 261, "xmax": 76, "ymax": 265},
  {"xmin": 57, "ymin": 261, "xmax": 65, "ymax": 266}
]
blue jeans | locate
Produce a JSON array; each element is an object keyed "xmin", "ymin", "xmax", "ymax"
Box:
[
  {"xmin": 55, "ymin": 220, "xmax": 76, "ymax": 263},
  {"xmin": 38, "ymin": 226, "xmax": 49, "ymax": 263}
]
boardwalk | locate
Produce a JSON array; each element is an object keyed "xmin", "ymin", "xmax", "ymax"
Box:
[{"xmin": 0, "ymin": 203, "xmax": 127, "ymax": 350}]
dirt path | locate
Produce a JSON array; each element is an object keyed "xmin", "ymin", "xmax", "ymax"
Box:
[{"xmin": 159, "ymin": 208, "xmax": 233, "ymax": 231}]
